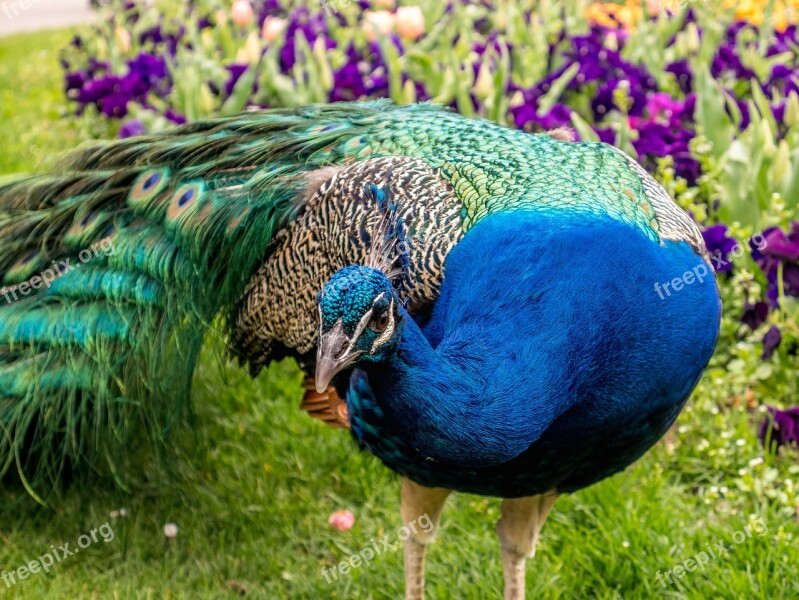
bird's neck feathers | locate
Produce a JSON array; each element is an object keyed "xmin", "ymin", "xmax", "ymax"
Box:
[{"xmin": 364, "ymin": 306, "xmax": 537, "ymax": 467}]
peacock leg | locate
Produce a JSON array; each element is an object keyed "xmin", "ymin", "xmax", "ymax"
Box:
[
  {"xmin": 400, "ymin": 477, "xmax": 451, "ymax": 600},
  {"xmin": 495, "ymin": 493, "xmax": 558, "ymax": 600}
]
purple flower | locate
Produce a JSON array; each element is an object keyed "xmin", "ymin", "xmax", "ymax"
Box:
[
  {"xmin": 120, "ymin": 73, "xmax": 151, "ymax": 100},
  {"xmin": 762, "ymin": 325, "xmax": 782, "ymax": 360},
  {"xmin": 128, "ymin": 52, "xmax": 166, "ymax": 79},
  {"xmin": 766, "ymin": 64, "xmax": 799, "ymax": 98},
  {"xmin": 712, "ymin": 45, "xmax": 756, "ymax": 81},
  {"xmin": 760, "ymin": 225, "xmax": 799, "ymax": 260},
  {"xmin": 76, "ymin": 75, "xmax": 122, "ymax": 104},
  {"xmin": 511, "ymin": 102, "xmax": 572, "ymax": 131},
  {"xmin": 119, "ymin": 119, "xmax": 145, "ymax": 138},
  {"xmin": 65, "ymin": 70, "xmax": 88, "ymax": 94},
  {"xmin": 591, "ymin": 80, "xmax": 648, "ymax": 120},
  {"xmin": 256, "ymin": 0, "xmax": 285, "ymax": 25},
  {"xmin": 593, "ymin": 127, "xmax": 615, "ymax": 145},
  {"xmin": 98, "ymin": 92, "xmax": 129, "ymax": 118},
  {"xmin": 87, "ymin": 57, "xmax": 110, "ymax": 77},
  {"xmin": 752, "ymin": 224, "xmax": 799, "ymax": 305},
  {"xmin": 646, "ymin": 92, "xmax": 693, "ymax": 127},
  {"xmin": 741, "ymin": 300, "xmax": 769, "ymax": 330},
  {"xmin": 279, "ymin": 7, "xmax": 331, "ymax": 71},
  {"xmin": 769, "ymin": 24, "xmax": 799, "ymax": 56},
  {"xmin": 702, "ymin": 224, "xmax": 739, "ymax": 273},
  {"xmin": 164, "ymin": 108, "xmax": 187, "ymax": 125},
  {"xmin": 632, "ymin": 121, "xmax": 700, "ymax": 183},
  {"xmin": 610, "ymin": 88, "xmax": 700, "ymax": 182},
  {"xmin": 665, "ymin": 59, "xmax": 692, "ymax": 93},
  {"xmin": 138, "ymin": 25, "xmax": 183, "ymax": 55},
  {"xmin": 330, "ymin": 62, "xmax": 367, "ymax": 102},
  {"xmin": 564, "ymin": 29, "xmax": 657, "ymax": 94},
  {"xmin": 224, "ymin": 64, "xmax": 250, "ymax": 97},
  {"xmin": 759, "ymin": 405, "xmax": 799, "ymax": 451}
]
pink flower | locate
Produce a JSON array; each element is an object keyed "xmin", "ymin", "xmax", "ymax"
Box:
[
  {"xmin": 363, "ymin": 11, "xmax": 394, "ymax": 42},
  {"xmin": 231, "ymin": 0, "xmax": 254, "ymax": 28},
  {"xmin": 261, "ymin": 16, "xmax": 285, "ymax": 43},
  {"xmin": 328, "ymin": 509, "xmax": 355, "ymax": 531},
  {"xmin": 396, "ymin": 6, "xmax": 425, "ymax": 41}
]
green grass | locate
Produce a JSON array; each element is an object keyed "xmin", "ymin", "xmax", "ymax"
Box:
[
  {"xmin": 1, "ymin": 27, "xmax": 799, "ymax": 600},
  {"xmin": 0, "ymin": 30, "xmax": 103, "ymax": 174}
]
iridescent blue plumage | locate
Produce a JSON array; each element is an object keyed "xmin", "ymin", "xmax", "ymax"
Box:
[{"xmin": 318, "ymin": 211, "xmax": 720, "ymax": 497}]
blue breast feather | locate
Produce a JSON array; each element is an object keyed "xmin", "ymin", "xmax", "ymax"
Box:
[{"xmin": 347, "ymin": 210, "xmax": 721, "ymax": 497}]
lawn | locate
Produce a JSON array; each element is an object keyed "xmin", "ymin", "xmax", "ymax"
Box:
[{"xmin": 0, "ymin": 27, "xmax": 798, "ymax": 600}]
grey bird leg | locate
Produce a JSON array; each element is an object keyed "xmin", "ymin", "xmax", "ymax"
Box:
[
  {"xmin": 401, "ymin": 477, "xmax": 451, "ymax": 600},
  {"xmin": 495, "ymin": 493, "xmax": 558, "ymax": 600}
]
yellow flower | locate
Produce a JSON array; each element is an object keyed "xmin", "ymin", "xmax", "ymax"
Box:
[
  {"xmin": 585, "ymin": 2, "xmax": 642, "ymax": 30},
  {"xmin": 587, "ymin": 0, "xmax": 799, "ymax": 32}
]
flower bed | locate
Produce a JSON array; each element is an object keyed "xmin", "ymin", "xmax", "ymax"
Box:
[{"xmin": 61, "ymin": 0, "xmax": 799, "ymax": 450}]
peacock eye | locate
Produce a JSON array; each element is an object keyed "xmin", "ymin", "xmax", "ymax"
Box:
[{"xmin": 371, "ymin": 310, "xmax": 390, "ymax": 333}]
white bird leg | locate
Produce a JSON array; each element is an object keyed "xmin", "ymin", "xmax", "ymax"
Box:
[
  {"xmin": 400, "ymin": 477, "xmax": 451, "ymax": 600},
  {"xmin": 495, "ymin": 493, "xmax": 558, "ymax": 600}
]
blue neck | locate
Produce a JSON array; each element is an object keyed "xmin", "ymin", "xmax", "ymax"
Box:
[{"xmin": 366, "ymin": 306, "xmax": 547, "ymax": 466}]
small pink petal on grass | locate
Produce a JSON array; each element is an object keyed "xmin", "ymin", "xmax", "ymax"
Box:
[
  {"xmin": 164, "ymin": 522, "xmax": 178, "ymax": 539},
  {"xmin": 328, "ymin": 510, "xmax": 355, "ymax": 531}
]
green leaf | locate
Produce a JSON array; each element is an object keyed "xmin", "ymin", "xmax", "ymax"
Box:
[
  {"xmin": 535, "ymin": 62, "xmax": 579, "ymax": 117},
  {"xmin": 569, "ymin": 112, "xmax": 600, "ymax": 143},
  {"xmin": 693, "ymin": 63, "xmax": 736, "ymax": 160},
  {"xmin": 750, "ymin": 80, "xmax": 778, "ymax": 137},
  {"xmin": 220, "ymin": 64, "xmax": 257, "ymax": 116},
  {"xmin": 716, "ymin": 140, "xmax": 759, "ymax": 227}
]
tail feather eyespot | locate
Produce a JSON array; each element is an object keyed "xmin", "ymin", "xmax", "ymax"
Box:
[{"xmin": 128, "ymin": 168, "xmax": 170, "ymax": 209}]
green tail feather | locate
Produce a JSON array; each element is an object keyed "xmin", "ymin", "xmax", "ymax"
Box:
[{"xmin": 0, "ymin": 100, "xmax": 437, "ymax": 499}]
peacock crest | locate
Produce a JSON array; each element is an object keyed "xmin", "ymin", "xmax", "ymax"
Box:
[{"xmin": 362, "ymin": 182, "xmax": 412, "ymax": 295}]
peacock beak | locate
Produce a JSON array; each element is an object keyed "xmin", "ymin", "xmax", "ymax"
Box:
[{"xmin": 315, "ymin": 320, "xmax": 357, "ymax": 392}]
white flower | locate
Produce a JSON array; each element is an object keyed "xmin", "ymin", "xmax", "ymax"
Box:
[{"xmin": 164, "ymin": 523, "xmax": 178, "ymax": 539}]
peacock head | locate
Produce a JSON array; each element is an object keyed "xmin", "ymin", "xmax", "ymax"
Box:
[{"xmin": 314, "ymin": 265, "xmax": 404, "ymax": 392}]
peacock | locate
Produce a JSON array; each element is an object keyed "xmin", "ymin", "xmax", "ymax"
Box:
[{"xmin": 0, "ymin": 101, "xmax": 720, "ymax": 599}]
